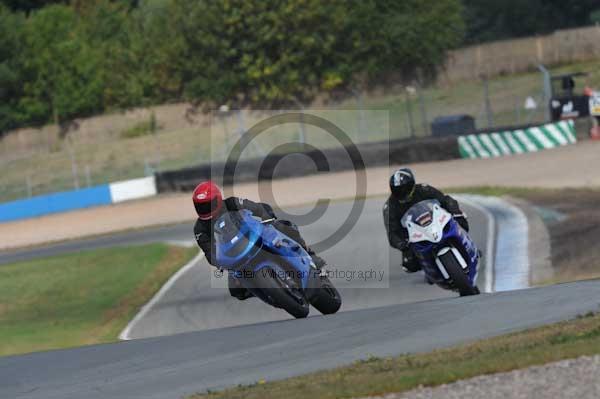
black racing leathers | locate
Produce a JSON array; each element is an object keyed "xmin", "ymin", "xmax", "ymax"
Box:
[
  {"xmin": 194, "ymin": 196, "xmax": 324, "ymax": 299},
  {"xmin": 194, "ymin": 197, "xmax": 275, "ymax": 267},
  {"xmin": 383, "ymin": 184, "xmax": 469, "ymax": 272},
  {"xmin": 194, "ymin": 197, "xmax": 275, "ymax": 300}
]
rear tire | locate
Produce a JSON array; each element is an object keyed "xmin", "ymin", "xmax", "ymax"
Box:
[
  {"xmin": 310, "ymin": 276, "xmax": 342, "ymax": 315},
  {"xmin": 438, "ymin": 251, "xmax": 479, "ymax": 297},
  {"xmin": 253, "ymin": 267, "xmax": 310, "ymax": 318}
]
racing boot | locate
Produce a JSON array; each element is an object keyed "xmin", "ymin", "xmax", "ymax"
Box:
[
  {"xmin": 309, "ymin": 250, "xmax": 327, "ymax": 273},
  {"xmin": 308, "ymin": 249, "xmax": 326, "ymax": 269},
  {"xmin": 305, "ymin": 247, "xmax": 329, "ymax": 278}
]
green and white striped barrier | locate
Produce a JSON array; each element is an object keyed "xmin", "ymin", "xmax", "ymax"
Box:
[{"xmin": 458, "ymin": 120, "xmax": 576, "ymax": 159}]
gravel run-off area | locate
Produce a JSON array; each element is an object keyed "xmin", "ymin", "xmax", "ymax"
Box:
[{"xmin": 367, "ymin": 355, "xmax": 600, "ymax": 399}]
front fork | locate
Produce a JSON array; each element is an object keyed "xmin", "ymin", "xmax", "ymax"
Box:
[
  {"xmin": 435, "ymin": 247, "xmax": 469, "ymax": 280},
  {"xmin": 417, "ymin": 246, "xmax": 471, "ymax": 287}
]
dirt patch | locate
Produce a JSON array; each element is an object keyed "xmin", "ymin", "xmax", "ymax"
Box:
[{"xmin": 513, "ymin": 189, "xmax": 600, "ymax": 283}]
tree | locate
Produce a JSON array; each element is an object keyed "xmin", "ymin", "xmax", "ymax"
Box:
[
  {"xmin": 0, "ymin": 5, "xmax": 25, "ymax": 133},
  {"xmin": 72, "ymin": 0, "xmax": 184, "ymax": 109},
  {"xmin": 591, "ymin": 9, "xmax": 600, "ymax": 24},
  {"xmin": 169, "ymin": 0, "xmax": 352, "ymax": 106},
  {"xmin": 361, "ymin": 0, "xmax": 465, "ymax": 81},
  {"xmin": 18, "ymin": 5, "xmax": 104, "ymax": 127},
  {"xmin": 170, "ymin": 0, "xmax": 464, "ymax": 107},
  {"xmin": 0, "ymin": 0, "xmax": 467, "ymax": 130},
  {"xmin": 0, "ymin": 0, "xmax": 66, "ymax": 14},
  {"xmin": 463, "ymin": 0, "xmax": 599, "ymax": 44}
]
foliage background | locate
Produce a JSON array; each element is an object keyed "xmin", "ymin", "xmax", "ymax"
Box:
[{"xmin": 0, "ymin": 0, "xmax": 598, "ymax": 133}]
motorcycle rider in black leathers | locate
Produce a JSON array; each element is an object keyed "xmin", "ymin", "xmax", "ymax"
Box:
[
  {"xmin": 383, "ymin": 168, "xmax": 469, "ymax": 273},
  {"xmin": 192, "ymin": 180, "xmax": 326, "ymax": 300}
]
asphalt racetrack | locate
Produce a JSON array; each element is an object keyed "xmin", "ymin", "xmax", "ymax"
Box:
[
  {"xmin": 0, "ymin": 198, "xmax": 491, "ymax": 337},
  {"xmin": 3, "ymin": 280, "xmax": 600, "ymax": 399},
  {"xmin": 124, "ymin": 198, "xmax": 491, "ymax": 338},
  {"xmin": 4, "ymin": 197, "xmax": 599, "ymax": 399}
]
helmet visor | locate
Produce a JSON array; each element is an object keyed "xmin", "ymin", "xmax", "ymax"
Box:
[
  {"xmin": 195, "ymin": 197, "xmax": 220, "ymax": 218},
  {"xmin": 393, "ymin": 185, "xmax": 415, "ymax": 203}
]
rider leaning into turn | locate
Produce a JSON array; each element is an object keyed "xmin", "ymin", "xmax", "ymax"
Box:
[
  {"xmin": 383, "ymin": 168, "xmax": 469, "ymax": 273},
  {"xmin": 192, "ymin": 180, "xmax": 327, "ymax": 300}
]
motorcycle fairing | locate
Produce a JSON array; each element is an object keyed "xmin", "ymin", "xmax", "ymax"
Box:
[
  {"xmin": 402, "ymin": 200, "xmax": 479, "ymax": 287},
  {"xmin": 214, "ymin": 210, "xmax": 316, "ymax": 290}
]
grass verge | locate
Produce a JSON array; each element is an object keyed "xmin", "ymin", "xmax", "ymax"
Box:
[
  {"xmin": 0, "ymin": 243, "xmax": 196, "ymax": 357},
  {"xmin": 190, "ymin": 310, "xmax": 600, "ymax": 399}
]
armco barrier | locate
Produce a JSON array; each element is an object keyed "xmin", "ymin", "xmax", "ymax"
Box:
[
  {"xmin": 109, "ymin": 176, "xmax": 157, "ymax": 203},
  {"xmin": 0, "ymin": 176, "xmax": 157, "ymax": 223},
  {"xmin": 0, "ymin": 118, "xmax": 579, "ymax": 223},
  {"xmin": 0, "ymin": 185, "xmax": 112, "ymax": 223},
  {"xmin": 155, "ymin": 136, "xmax": 460, "ymax": 193},
  {"xmin": 458, "ymin": 120, "xmax": 576, "ymax": 159}
]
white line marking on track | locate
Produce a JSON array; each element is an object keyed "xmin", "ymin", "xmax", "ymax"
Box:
[
  {"xmin": 465, "ymin": 196, "xmax": 530, "ymax": 292},
  {"xmin": 119, "ymin": 250, "xmax": 204, "ymax": 341},
  {"xmin": 456, "ymin": 195, "xmax": 496, "ymax": 293},
  {"xmin": 490, "ymin": 199, "xmax": 530, "ymax": 291},
  {"xmin": 164, "ymin": 240, "xmax": 196, "ymax": 248}
]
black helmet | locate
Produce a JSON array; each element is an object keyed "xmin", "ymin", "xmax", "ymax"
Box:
[{"xmin": 389, "ymin": 168, "xmax": 415, "ymax": 202}]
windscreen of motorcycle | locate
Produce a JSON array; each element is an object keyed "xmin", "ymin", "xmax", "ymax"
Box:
[
  {"xmin": 400, "ymin": 199, "xmax": 441, "ymax": 228},
  {"xmin": 214, "ymin": 211, "xmax": 243, "ymax": 244},
  {"xmin": 214, "ymin": 210, "xmax": 261, "ymax": 259}
]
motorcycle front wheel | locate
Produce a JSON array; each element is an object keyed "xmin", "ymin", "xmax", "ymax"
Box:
[
  {"xmin": 309, "ymin": 276, "xmax": 342, "ymax": 315},
  {"xmin": 253, "ymin": 266, "xmax": 310, "ymax": 318},
  {"xmin": 438, "ymin": 250, "xmax": 480, "ymax": 297}
]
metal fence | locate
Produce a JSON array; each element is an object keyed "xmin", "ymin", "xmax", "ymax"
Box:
[
  {"xmin": 444, "ymin": 25, "xmax": 600, "ymax": 84},
  {"xmin": 1, "ymin": 61, "xmax": 597, "ymax": 204}
]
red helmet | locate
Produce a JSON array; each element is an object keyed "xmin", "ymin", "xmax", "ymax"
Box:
[{"xmin": 192, "ymin": 181, "xmax": 223, "ymax": 220}]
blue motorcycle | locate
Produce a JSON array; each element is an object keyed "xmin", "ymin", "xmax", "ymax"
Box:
[
  {"xmin": 214, "ymin": 210, "xmax": 342, "ymax": 318},
  {"xmin": 401, "ymin": 200, "xmax": 480, "ymax": 296}
]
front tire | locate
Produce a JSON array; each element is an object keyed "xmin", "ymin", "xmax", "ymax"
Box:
[
  {"xmin": 438, "ymin": 251, "xmax": 479, "ymax": 297},
  {"xmin": 310, "ymin": 276, "xmax": 342, "ymax": 315},
  {"xmin": 253, "ymin": 267, "xmax": 310, "ymax": 318}
]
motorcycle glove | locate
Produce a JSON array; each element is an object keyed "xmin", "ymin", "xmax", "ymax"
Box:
[
  {"xmin": 394, "ymin": 239, "xmax": 410, "ymax": 252},
  {"xmin": 402, "ymin": 252, "xmax": 422, "ymax": 273}
]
